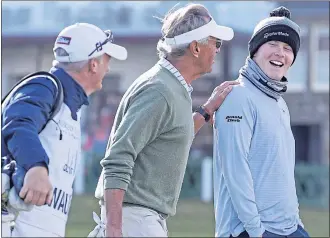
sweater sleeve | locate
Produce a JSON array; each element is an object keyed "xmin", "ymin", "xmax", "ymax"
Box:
[
  {"xmin": 214, "ymin": 87, "xmax": 265, "ymax": 237},
  {"xmin": 101, "ymin": 87, "xmax": 170, "ymax": 191}
]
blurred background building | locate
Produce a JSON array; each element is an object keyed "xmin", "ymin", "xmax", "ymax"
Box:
[{"xmin": 1, "ymin": 2, "xmax": 329, "ymax": 235}]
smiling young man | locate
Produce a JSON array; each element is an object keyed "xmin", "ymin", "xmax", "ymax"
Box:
[{"xmin": 213, "ymin": 6, "xmax": 310, "ymax": 238}]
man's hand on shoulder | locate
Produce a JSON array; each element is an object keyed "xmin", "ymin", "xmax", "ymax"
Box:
[{"xmin": 203, "ymin": 80, "xmax": 239, "ymax": 124}]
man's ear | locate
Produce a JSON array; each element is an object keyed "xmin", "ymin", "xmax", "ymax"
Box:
[
  {"xmin": 88, "ymin": 58, "xmax": 98, "ymax": 73},
  {"xmin": 189, "ymin": 41, "xmax": 200, "ymax": 58}
]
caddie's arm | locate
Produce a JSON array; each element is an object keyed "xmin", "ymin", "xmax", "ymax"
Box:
[
  {"xmin": 2, "ymin": 77, "xmax": 57, "ymax": 206},
  {"xmin": 101, "ymin": 87, "xmax": 171, "ymax": 236},
  {"xmin": 193, "ymin": 80, "xmax": 239, "ymax": 134}
]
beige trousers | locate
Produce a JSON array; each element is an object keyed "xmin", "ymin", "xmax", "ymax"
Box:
[{"xmin": 101, "ymin": 205, "xmax": 168, "ymax": 237}]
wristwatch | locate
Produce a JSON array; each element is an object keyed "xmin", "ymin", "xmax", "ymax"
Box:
[{"xmin": 195, "ymin": 106, "xmax": 211, "ymax": 122}]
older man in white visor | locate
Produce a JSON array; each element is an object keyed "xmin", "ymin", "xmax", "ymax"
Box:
[{"xmin": 89, "ymin": 3, "xmax": 237, "ymax": 238}]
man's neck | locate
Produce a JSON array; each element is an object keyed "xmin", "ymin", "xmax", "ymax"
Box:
[
  {"xmin": 66, "ymin": 71, "xmax": 92, "ymax": 96},
  {"xmin": 167, "ymin": 57, "xmax": 200, "ymax": 85}
]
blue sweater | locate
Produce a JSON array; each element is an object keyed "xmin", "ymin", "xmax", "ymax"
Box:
[
  {"xmin": 1, "ymin": 67, "xmax": 89, "ymax": 171},
  {"xmin": 213, "ymin": 77, "xmax": 303, "ymax": 237}
]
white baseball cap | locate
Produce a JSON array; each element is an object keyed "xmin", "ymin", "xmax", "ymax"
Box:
[
  {"xmin": 53, "ymin": 23, "xmax": 127, "ymax": 62},
  {"xmin": 164, "ymin": 18, "xmax": 234, "ymax": 46}
]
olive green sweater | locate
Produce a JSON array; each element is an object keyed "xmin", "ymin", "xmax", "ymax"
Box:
[{"xmin": 96, "ymin": 63, "xmax": 195, "ymax": 216}]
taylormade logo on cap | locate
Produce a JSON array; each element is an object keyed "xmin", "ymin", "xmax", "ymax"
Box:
[{"xmin": 264, "ymin": 31, "xmax": 289, "ymax": 39}]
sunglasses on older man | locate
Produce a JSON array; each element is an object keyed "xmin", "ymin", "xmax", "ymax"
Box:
[
  {"xmin": 210, "ymin": 38, "xmax": 223, "ymax": 49},
  {"xmin": 88, "ymin": 30, "xmax": 113, "ymax": 57},
  {"xmin": 215, "ymin": 39, "xmax": 223, "ymax": 49}
]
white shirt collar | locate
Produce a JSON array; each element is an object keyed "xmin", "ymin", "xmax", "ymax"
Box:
[{"xmin": 158, "ymin": 58, "xmax": 193, "ymax": 95}]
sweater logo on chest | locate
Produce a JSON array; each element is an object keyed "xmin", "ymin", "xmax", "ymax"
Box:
[{"xmin": 225, "ymin": 115, "xmax": 243, "ymax": 122}]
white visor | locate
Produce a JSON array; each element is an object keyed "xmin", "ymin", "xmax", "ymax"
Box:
[{"xmin": 164, "ymin": 18, "xmax": 234, "ymax": 46}]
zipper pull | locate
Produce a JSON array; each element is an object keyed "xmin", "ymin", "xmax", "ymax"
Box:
[{"xmin": 51, "ymin": 119, "xmax": 63, "ymax": 140}]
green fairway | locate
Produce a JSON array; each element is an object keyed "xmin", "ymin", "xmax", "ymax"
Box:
[{"xmin": 66, "ymin": 195, "xmax": 329, "ymax": 237}]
